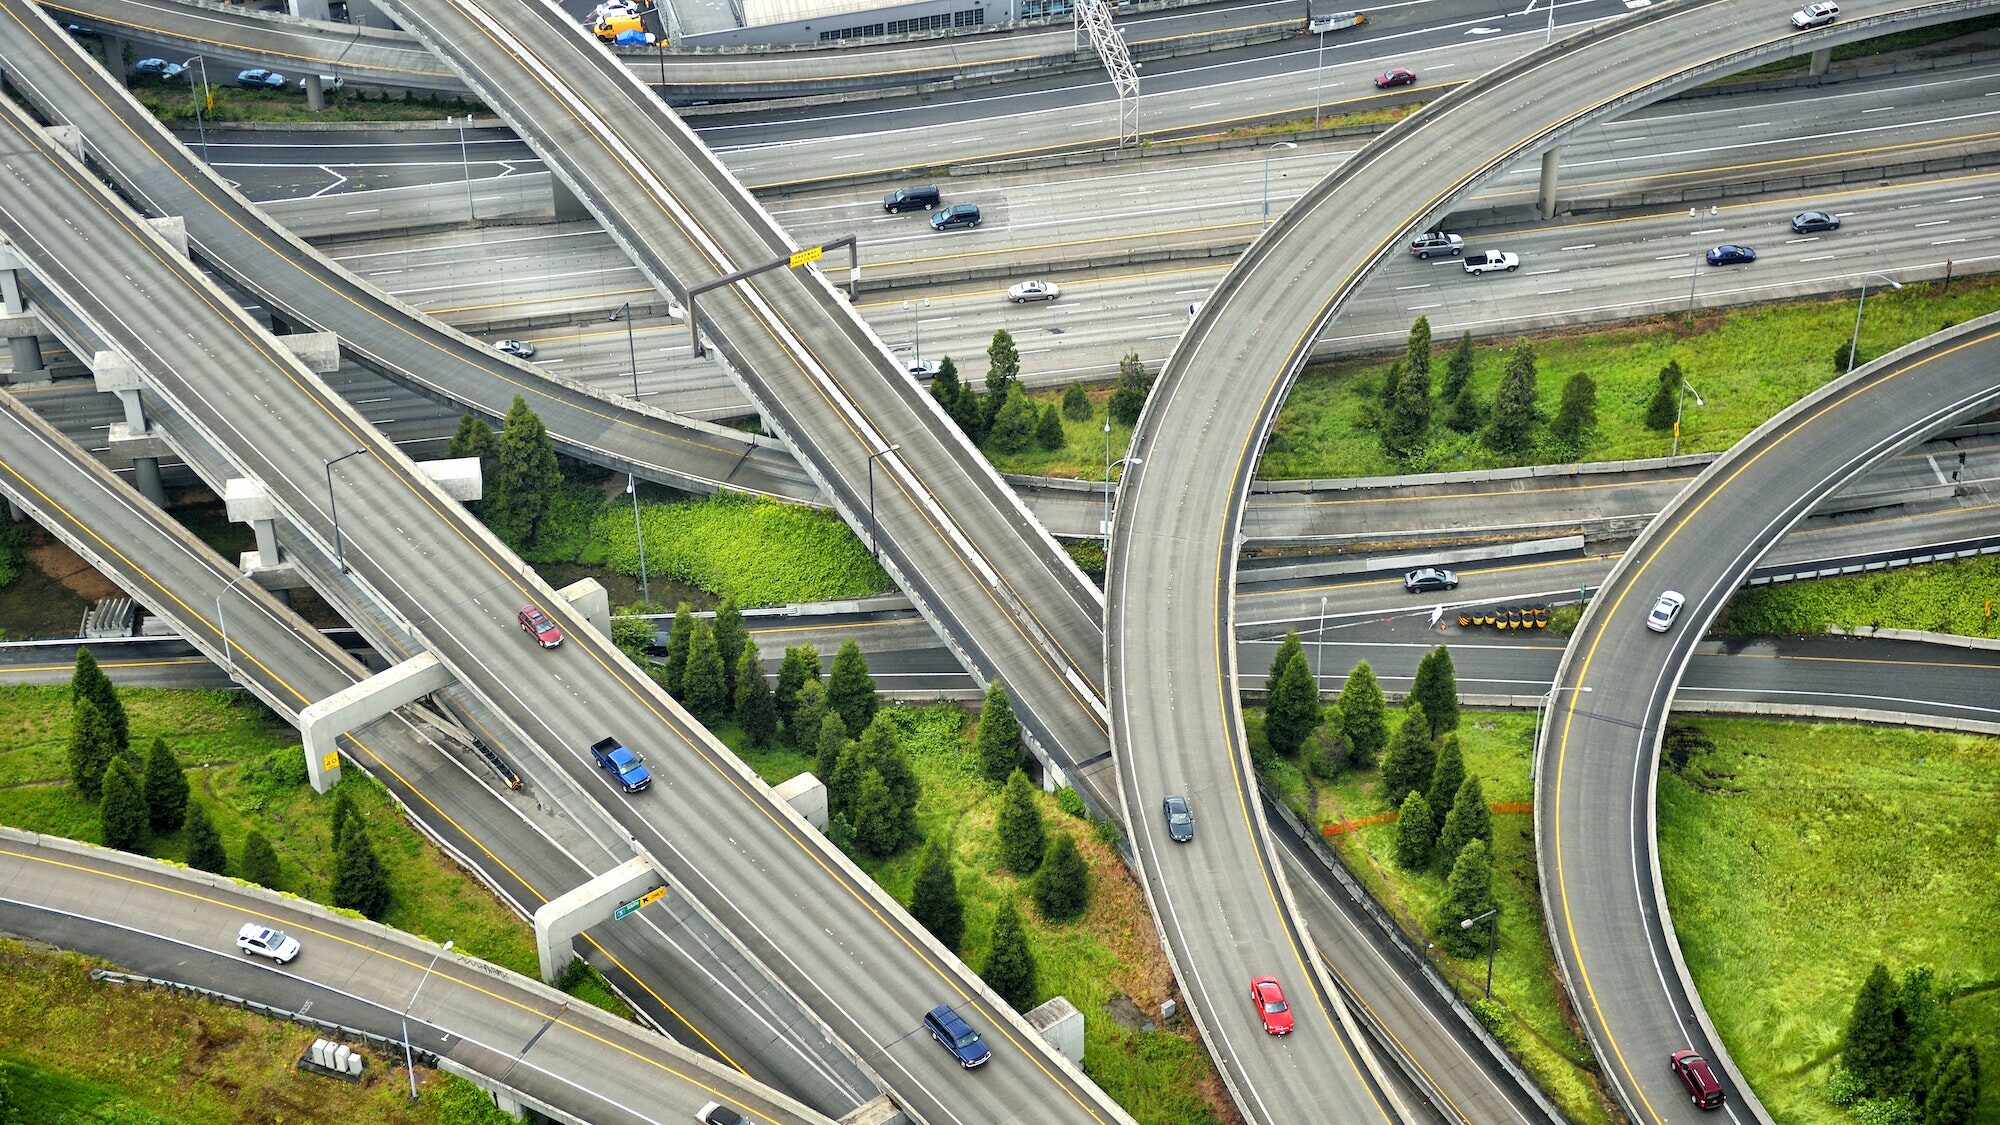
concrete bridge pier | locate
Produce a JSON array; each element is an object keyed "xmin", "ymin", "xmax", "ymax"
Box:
[
  {"xmin": 89, "ymin": 350, "xmax": 167, "ymax": 505},
  {"xmin": 1810, "ymin": 47, "xmax": 1832, "ymax": 76},
  {"xmin": 1538, "ymin": 148, "xmax": 1561, "ymax": 220},
  {"xmin": 0, "ymin": 250, "xmax": 49, "ymax": 385}
]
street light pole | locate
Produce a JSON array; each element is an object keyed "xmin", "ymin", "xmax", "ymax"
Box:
[
  {"xmin": 451, "ymin": 115, "xmax": 474, "ymax": 220},
  {"xmin": 900, "ymin": 297, "xmax": 931, "ymax": 370},
  {"xmin": 1316, "ymin": 595, "xmax": 1328, "ymax": 687},
  {"xmin": 401, "ymin": 939, "xmax": 453, "ymax": 1102},
  {"xmin": 1847, "ymin": 273, "xmax": 1903, "ymax": 376},
  {"xmin": 867, "ymin": 444, "xmax": 900, "ymax": 560},
  {"xmin": 1103, "ymin": 456, "xmax": 1141, "ymax": 547},
  {"xmin": 610, "ymin": 302, "xmax": 641, "ymax": 399},
  {"xmin": 1670, "ymin": 378, "xmax": 1703, "ymax": 457},
  {"xmin": 1314, "ymin": 30, "xmax": 1327, "ymax": 128},
  {"xmin": 1460, "ymin": 909, "xmax": 1499, "ymax": 997},
  {"xmin": 1546, "ymin": 0, "xmax": 1556, "ymax": 43},
  {"xmin": 1262, "ymin": 141, "xmax": 1298, "ymax": 226},
  {"xmin": 214, "ymin": 570, "xmax": 254, "ymax": 683},
  {"xmin": 181, "ymin": 57, "xmax": 210, "ymax": 159},
  {"xmin": 322, "ymin": 449, "xmax": 366, "ymax": 574}
]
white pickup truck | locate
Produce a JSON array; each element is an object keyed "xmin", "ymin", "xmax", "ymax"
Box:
[{"xmin": 1462, "ymin": 250, "xmax": 1519, "ymax": 275}]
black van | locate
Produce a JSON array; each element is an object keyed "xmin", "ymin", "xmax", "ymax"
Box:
[{"xmin": 883, "ymin": 185, "xmax": 941, "ymax": 213}]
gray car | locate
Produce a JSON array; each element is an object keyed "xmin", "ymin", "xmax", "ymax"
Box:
[{"xmin": 1162, "ymin": 794, "xmax": 1194, "ymax": 842}]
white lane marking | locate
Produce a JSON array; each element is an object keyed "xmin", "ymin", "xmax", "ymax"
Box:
[{"xmin": 1914, "ymin": 219, "xmax": 1951, "ymax": 227}]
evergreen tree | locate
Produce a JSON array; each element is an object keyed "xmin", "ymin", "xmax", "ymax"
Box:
[
  {"xmin": 73, "ymin": 647, "xmax": 129, "ymax": 756},
  {"xmin": 1393, "ymin": 791, "xmax": 1433, "ymax": 871},
  {"xmin": 813, "ymin": 710, "xmax": 849, "ymax": 788},
  {"xmin": 794, "ymin": 680, "xmax": 831, "ymax": 760},
  {"xmin": 332, "ymin": 827, "xmax": 390, "ymax": 919},
  {"xmin": 1891, "ymin": 966, "xmax": 1942, "ymax": 1096},
  {"xmin": 825, "ymin": 641, "xmax": 878, "ymax": 734},
  {"xmin": 1923, "ymin": 1045, "xmax": 1979, "ymax": 1125},
  {"xmin": 1486, "ymin": 342, "xmax": 1539, "ymax": 453},
  {"xmin": 1376, "ymin": 360, "xmax": 1404, "ymax": 414},
  {"xmin": 1303, "ymin": 711, "xmax": 1354, "ymax": 779},
  {"xmin": 184, "ymin": 801, "xmax": 227, "ymax": 875},
  {"xmin": 1336, "ymin": 661, "xmax": 1390, "ymax": 766},
  {"xmin": 1552, "ymin": 372, "xmax": 1597, "ymax": 447},
  {"xmin": 1440, "ymin": 331, "xmax": 1475, "ymax": 402},
  {"xmin": 855, "ymin": 714, "xmax": 919, "ymax": 832},
  {"xmin": 849, "ymin": 770, "xmax": 903, "ymax": 859},
  {"xmin": 734, "ymin": 641, "xmax": 778, "ymax": 747},
  {"xmin": 975, "ymin": 680, "xmax": 1023, "ymax": 785},
  {"xmin": 774, "ymin": 643, "xmax": 820, "ymax": 736},
  {"xmin": 1032, "ymin": 832, "xmax": 1089, "ymax": 922},
  {"xmin": 909, "ymin": 840, "xmax": 965, "ymax": 952},
  {"xmin": 1384, "ymin": 323, "xmax": 1433, "ymax": 456},
  {"xmin": 1844, "ymin": 963, "xmax": 1900, "ymax": 1094},
  {"xmin": 99, "ymin": 758, "xmax": 148, "ymax": 852},
  {"xmin": 1061, "ymin": 382, "xmax": 1093, "ymax": 422},
  {"xmin": 1265, "ymin": 630, "xmax": 1306, "ymax": 699},
  {"xmin": 996, "ymin": 769, "xmax": 1046, "ymax": 875},
  {"xmin": 1107, "ymin": 353, "xmax": 1152, "ymax": 425},
  {"xmin": 239, "ymin": 829, "xmax": 281, "ymax": 889},
  {"xmin": 487, "ymin": 396, "xmax": 564, "ymax": 549},
  {"xmin": 1408, "ymin": 645, "xmax": 1460, "ymax": 734},
  {"xmin": 1378, "ymin": 703, "xmax": 1435, "ymax": 804},
  {"xmin": 681, "ymin": 620, "xmax": 729, "ymax": 720},
  {"xmin": 140, "ymin": 736, "xmax": 189, "ymax": 832},
  {"xmin": 1264, "ymin": 644, "xmax": 1321, "ymax": 758},
  {"xmin": 1435, "ymin": 775, "xmax": 1492, "ymax": 870},
  {"xmin": 986, "ymin": 388, "xmax": 1041, "ymax": 454},
  {"xmin": 983, "ymin": 329, "xmax": 1022, "ymax": 434},
  {"xmin": 930, "ymin": 356, "xmax": 967, "ymax": 426},
  {"xmin": 1446, "ymin": 382, "xmax": 1482, "ymax": 433},
  {"xmin": 1646, "ymin": 360, "xmax": 1684, "ymax": 432},
  {"xmin": 1426, "ymin": 733, "xmax": 1465, "ymax": 836},
  {"xmin": 1436, "ymin": 840, "xmax": 1496, "ymax": 956},
  {"xmin": 711, "ymin": 598, "xmax": 747, "ymax": 699},
  {"xmin": 933, "ymin": 357, "xmax": 984, "ymax": 439},
  {"xmin": 328, "ymin": 786, "xmax": 361, "ymax": 855},
  {"xmin": 661, "ymin": 603, "xmax": 695, "ymax": 697},
  {"xmin": 1036, "ymin": 403, "xmax": 1066, "ymax": 451},
  {"xmin": 445, "ymin": 413, "xmax": 496, "ymax": 471},
  {"xmin": 1404, "ymin": 315, "xmax": 1434, "ymax": 382},
  {"xmin": 67, "ymin": 695, "xmax": 116, "ymax": 803},
  {"xmin": 982, "ymin": 899, "xmax": 1038, "ymax": 1011}
]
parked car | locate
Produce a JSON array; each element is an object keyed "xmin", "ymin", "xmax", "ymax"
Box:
[
  {"xmin": 237, "ymin": 923, "xmax": 301, "ymax": 963},
  {"xmin": 1462, "ymin": 250, "xmax": 1519, "ymax": 275},
  {"xmin": 1705, "ymin": 244, "xmax": 1756, "ymax": 266},
  {"xmin": 1790, "ymin": 0, "xmax": 1838, "ymax": 27},
  {"xmin": 594, "ymin": 0, "xmax": 643, "ymax": 16},
  {"xmin": 1249, "ymin": 976, "xmax": 1293, "ymax": 1035},
  {"xmin": 517, "ymin": 604, "xmax": 564, "ymax": 649},
  {"xmin": 930, "ymin": 203, "xmax": 982, "ymax": 231},
  {"xmin": 495, "ymin": 339, "xmax": 536, "ymax": 360},
  {"xmin": 693, "ymin": 1103, "xmax": 744, "ymax": 1125},
  {"xmin": 1373, "ymin": 67, "xmax": 1418, "ymax": 89},
  {"xmin": 1408, "ymin": 231, "xmax": 1464, "ymax": 259},
  {"xmin": 1161, "ymin": 794, "xmax": 1194, "ymax": 842},
  {"xmin": 923, "ymin": 1004, "xmax": 991, "ymax": 1068},
  {"xmin": 1006, "ymin": 280, "xmax": 1061, "ymax": 303},
  {"xmin": 1646, "ymin": 590, "xmax": 1686, "ymax": 633},
  {"xmin": 131, "ymin": 58, "xmax": 185, "ymax": 80},
  {"xmin": 1670, "ymin": 1049, "xmax": 1727, "ymax": 1109},
  {"xmin": 1403, "ymin": 567, "xmax": 1459, "ymax": 593},
  {"xmin": 234, "ymin": 68, "xmax": 287, "ymax": 90},
  {"xmin": 1790, "ymin": 210, "xmax": 1841, "ymax": 233}
]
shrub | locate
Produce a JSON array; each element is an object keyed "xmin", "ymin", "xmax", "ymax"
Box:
[
  {"xmin": 908, "ymin": 840, "xmax": 964, "ymax": 951},
  {"xmin": 1032, "ymin": 832, "xmax": 1089, "ymax": 922},
  {"xmin": 996, "ymin": 769, "xmax": 1045, "ymax": 875},
  {"xmin": 1061, "ymin": 382, "xmax": 1093, "ymax": 422},
  {"xmin": 1335, "ymin": 662, "xmax": 1389, "ymax": 765},
  {"xmin": 239, "ymin": 830, "xmax": 281, "ymax": 889},
  {"xmin": 332, "ymin": 828, "xmax": 389, "ymax": 918},
  {"xmin": 184, "ymin": 801, "xmax": 228, "ymax": 875},
  {"xmin": 1055, "ymin": 787, "xmax": 1087, "ymax": 819},
  {"xmin": 975, "ymin": 680, "xmax": 1023, "ymax": 786},
  {"xmin": 99, "ymin": 758, "xmax": 148, "ymax": 852},
  {"xmin": 987, "ymin": 388, "xmax": 1041, "ymax": 454},
  {"xmin": 982, "ymin": 900, "xmax": 1037, "ymax": 1010},
  {"xmin": 1036, "ymin": 403, "xmax": 1066, "ymax": 451},
  {"xmin": 1392, "ymin": 791, "xmax": 1433, "ymax": 871},
  {"xmin": 1303, "ymin": 713, "xmax": 1354, "ymax": 779},
  {"xmin": 825, "ymin": 641, "xmax": 878, "ymax": 734}
]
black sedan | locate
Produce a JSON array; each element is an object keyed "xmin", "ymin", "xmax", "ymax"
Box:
[
  {"xmin": 1790, "ymin": 210, "xmax": 1841, "ymax": 234},
  {"xmin": 1403, "ymin": 567, "xmax": 1459, "ymax": 593},
  {"xmin": 132, "ymin": 58, "xmax": 185, "ymax": 80},
  {"xmin": 1704, "ymin": 244, "xmax": 1756, "ymax": 266},
  {"xmin": 1162, "ymin": 795, "xmax": 1194, "ymax": 842}
]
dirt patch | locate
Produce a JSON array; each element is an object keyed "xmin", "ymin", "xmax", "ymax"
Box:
[
  {"xmin": 26, "ymin": 539, "xmax": 120, "ymax": 601},
  {"xmin": 1103, "ymin": 993, "xmax": 1156, "ymax": 1033}
]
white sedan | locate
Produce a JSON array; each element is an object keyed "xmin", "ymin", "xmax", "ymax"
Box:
[
  {"xmin": 1006, "ymin": 280, "xmax": 1062, "ymax": 303},
  {"xmin": 237, "ymin": 922, "xmax": 301, "ymax": 963},
  {"xmin": 1645, "ymin": 590, "xmax": 1686, "ymax": 633}
]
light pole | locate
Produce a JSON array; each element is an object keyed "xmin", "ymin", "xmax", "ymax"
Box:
[
  {"xmin": 448, "ymin": 114, "xmax": 474, "ymax": 219},
  {"xmin": 1262, "ymin": 141, "xmax": 1298, "ymax": 226},
  {"xmin": 610, "ymin": 301, "xmax": 641, "ymax": 399},
  {"xmin": 867, "ymin": 444, "xmax": 900, "ymax": 561},
  {"xmin": 1529, "ymin": 683, "xmax": 1591, "ymax": 781},
  {"xmin": 1103, "ymin": 456, "xmax": 1140, "ymax": 546},
  {"xmin": 1846, "ymin": 273, "xmax": 1903, "ymax": 376},
  {"xmin": 1314, "ymin": 30, "xmax": 1327, "ymax": 128},
  {"xmin": 322, "ymin": 449, "xmax": 366, "ymax": 573},
  {"xmin": 626, "ymin": 474, "xmax": 651, "ymax": 610},
  {"xmin": 1315, "ymin": 595, "xmax": 1329, "ymax": 687},
  {"xmin": 1545, "ymin": 0, "xmax": 1556, "ymax": 43},
  {"xmin": 1670, "ymin": 378, "xmax": 1704, "ymax": 457},
  {"xmin": 181, "ymin": 57, "xmax": 211, "ymax": 159},
  {"xmin": 900, "ymin": 297, "xmax": 931, "ymax": 371},
  {"xmin": 1459, "ymin": 908, "xmax": 1499, "ymax": 998},
  {"xmin": 401, "ymin": 939, "xmax": 453, "ymax": 1102},
  {"xmin": 214, "ymin": 570, "xmax": 254, "ymax": 683}
]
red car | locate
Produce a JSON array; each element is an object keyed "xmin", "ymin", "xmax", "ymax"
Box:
[
  {"xmin": 517, "ymin": 604, "xmax": 563, "ymax": 649},
  {"xmin": 1374, "ymin": 67, "xmax": 1418, "ymax": 89},
  {"xmin": 1670, "ymin": 1049, "xmax": 1726, "ymax": 1110},
  {"xmin": 1249, "ymin": 976, "xmax": 1293, "ymax": 1035}
]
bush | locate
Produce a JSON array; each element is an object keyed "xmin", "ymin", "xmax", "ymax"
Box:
[
  {"xmin": 982, "ymin": 900, "xmax": 1037, "ymax": 1010},
  {"xmin": 996, "ymin": 769, "xmax": 1045, "ymax": 875},
  {"xmin": 239, "ymin": 830, "xmax": 281, "ymax": 889},
  {"xmin": 1061, "ymin": 382, "xmax": 1093, "ymax": 422},
  {"xmin": 1036, "ymin": 403, "xmax": 1066, "ymax": 451},
  {"xmin": 594, "ymin": 495, "xmax": 889, "ymax": 608},
  {"xmin": 975, "ymin": 680, "xmax": 1023, "ymax": 785},
  {"xmin": 184, "ymin": 801, "xmax": 227, "ymax": 874},
  {"xmin": 908, "ymin": 840, "xmax": 964, "ymax": 952},
  {"xmin": 140, "ymin": 736, "xmax": 189, "ymax": 832},
  {"xmin": 1055, "ymin": 786, "xmax": 1087, "ymax": 819},
  {"xmin": 1032, "ymin": 832, "xmax": 1089, "ymax": 922},
  {"xmin": 99, "ymin": 758, "xmax": 148, "ymax": 852},
  {"xmin": 332, "ymin": 827, "xmax": 390, "ymax": 918},
  {"xmin": 987, "ymin": 388, "xmax": 1042, "ymax": 454}
]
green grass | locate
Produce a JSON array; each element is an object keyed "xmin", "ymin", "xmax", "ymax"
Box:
[
  {"xmin": 1258, "ymin": 277, "xmax": 2000, "ymax": 479},
  {"xmin": 0, "ymin": 939, "xmax": 504, "ymax": 1124},
  {"xmin": 744, "ymin": 705, "xmax": 1228, "ymax": 1125},
  {"xmin": 1718, "ymin": 555, "xmax": 2000, "ymax": 638},
  {"xmin": 130, "ymin": 83, "xmax": 486, "ymax": 125},
  {"xmin": 583, "ymin": 491, "xmax": 892, "ymax": 607},
  {"xmin": 981, "ymin": 387, "xmax": 1138, "ymax": 480},
  {"xmin": 0, "ymin": 685, "xmax": 539, "ymax": 978},
  {"xmin": 1274, "ymin": 707, "xmax": 1617, "ymax": 1125},
  {"xmin": 1728, "ymin": 14, "xmax": 2000, "ymax": 79},
  {"xmin": 1658, "ymin": 718, "xmax": 2000, "ymax": 1124}
]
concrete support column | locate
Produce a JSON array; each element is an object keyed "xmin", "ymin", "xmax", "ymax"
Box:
[
  {"xmin": 90, "ymin": 350, "xmax": 167, "ymax": 505},
  {"xmin": 0, "ymin": 253, "xmax": 49, "ymax": 385},
  {"xmin": 302, "ymin": 73, "xmax": 326, "ymax": 113},
  {"xmin": 222, "ymin": 478, "xmax": 295, "ymax": 576},
  {"xmin": 550, "ymin": 176, "xmax": 591, "ymax": 223},
  {"xmin": 297, "ymin": 651, "xmax": 453, "ymax": 792},
  {"xmin": 1809, "ymin": 46, "xmax": 1832, "ymax": 76},
  {"xmin": 1538, "ymin": 147, "xmax": 1561, "ymax": 220},
  {"xmin": 100, "ymin": 34, "xmax": 128, "ymax": 84},
  {"xmin": 531, "ymin": 857, "xmax": 661, "ymax": 982}
]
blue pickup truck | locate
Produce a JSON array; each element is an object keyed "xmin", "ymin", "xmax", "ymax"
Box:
[{"xmin": 590, "ymin": 737, "xmax": 652, "ymax": 792}]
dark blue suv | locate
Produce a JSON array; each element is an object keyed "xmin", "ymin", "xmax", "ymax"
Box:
[{"xmin": 923, "ymin": 1004, "xmax": 990, "ymax": 1068}]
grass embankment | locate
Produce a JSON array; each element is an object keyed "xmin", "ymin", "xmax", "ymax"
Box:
[
  {"xmin": 1726, "ymin": 14, "xmax": 2000, "ymax": 80},
  {"xmin": 732, "ymin": 705, "xmax": 1229, "ymax": 1125},
  {"xmin": 1658, "ymin": 719, "xmax": 2000, "ymax": 1124},
  {"xmin": 0, "ymin": 939, "xmax": 515, "ymax": 1125},
  {"xmin": 1719, "ymin": 555, "xmax": 2000, "ymax": 638},
  {"xmin": 1260, "ymin": 707, "xmax": 1616, "ymax": 1125},
  {"xmin": 131, "ymin": 83, "xmax": 485, "ymax": 125}
]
